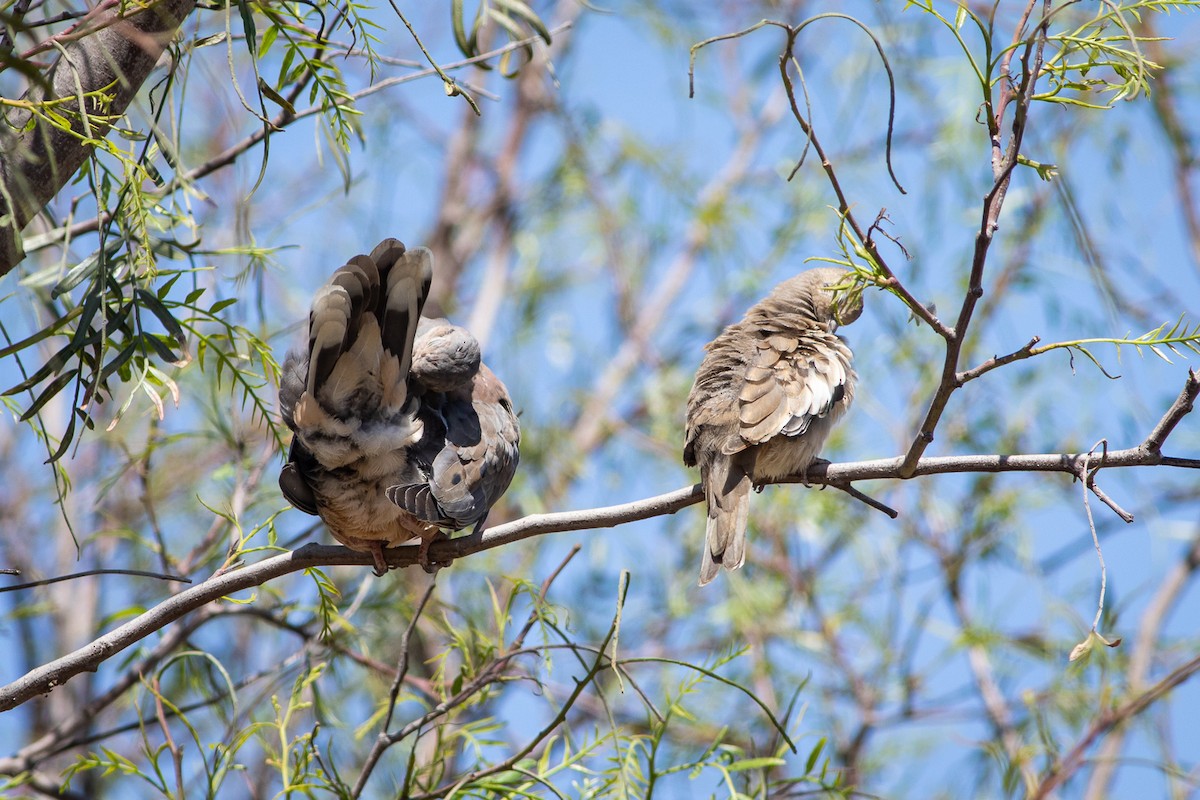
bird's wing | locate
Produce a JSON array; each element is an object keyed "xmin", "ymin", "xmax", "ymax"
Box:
[
  {"xmin": 279, "ymin": 438, "xmax": 319, "ymax": 515},
  {"xmin": 387, "ymin": 363, "xmax": 520, "ymax": 530},
  {"xmin": 684, "ymin": 335, "xmax": 749, "ymax": 464},
  {"xmin": 736, "ymin": 328, "xmax": 851, "ymax": 446}
]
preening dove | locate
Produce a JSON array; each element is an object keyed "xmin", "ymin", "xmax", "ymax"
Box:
[
  {"xmin": 684, "ymin": 267, "xmax": 862, "ymax": 586},
  {"xmin": 278, "ymin": 238, "xmax": 521, "ymax": 574}
]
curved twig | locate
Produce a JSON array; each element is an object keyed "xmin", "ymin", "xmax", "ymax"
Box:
[{"xmin": 0, "ymin": 568, "xmax": 191, "ymax": 593}]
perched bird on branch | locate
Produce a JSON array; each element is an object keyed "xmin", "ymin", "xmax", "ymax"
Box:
[
  {"xmin": 278, "ymin": 238, "xmax": 521, "ymax": 574},
  {"xmin": 684, "ymin": 267, "xmax": 862, "ymax": 586}
]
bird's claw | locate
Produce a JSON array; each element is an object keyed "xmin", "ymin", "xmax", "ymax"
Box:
[
  {"xmin": 371, "ymin": 543, "xmax": 390, "ymax": 577},
  {"xmin": 418, "ymin": 533, "xmax": 450, "ymax": 574},
  {"xmin": 800, "ymin": 457, "xmax": 832, "ymax": 488}
]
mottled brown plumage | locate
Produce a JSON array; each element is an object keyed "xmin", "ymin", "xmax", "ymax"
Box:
[
  {"xmin": 278, "ymin": 238, "xmax": 520, "ymax": 574},
  {"xmin": 684, "ymin": 267, "xmax": 862, "ymax": 585}
]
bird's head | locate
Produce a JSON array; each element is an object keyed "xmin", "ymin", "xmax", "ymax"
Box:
[{"xmin": 775, "ymin": 267, "xmax": 864, "ymax": 330}]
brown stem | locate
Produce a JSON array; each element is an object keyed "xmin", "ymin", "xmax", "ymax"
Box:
[
  {"xmin": 899, "ymin": 6, "xmax": 1051, "ymax": 476},
  {"xmin": 1033, "ymin": 652, "xmax": 1200, "ymax": 799}
]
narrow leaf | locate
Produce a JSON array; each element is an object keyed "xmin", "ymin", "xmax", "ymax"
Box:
[
  {"xmin": 135, "ymin": 289, "xmax": 187, "ymax": 344},
  {"xmin": 237, "ymin": 0, "xmax": 258, "ymax": 58},
  {"xmin": 20, "ymin": 370, "xmax": 79, "ymax": 421}
]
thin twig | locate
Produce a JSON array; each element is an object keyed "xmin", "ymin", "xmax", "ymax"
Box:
[
  {"xmin": 956, "ymin": 336, "xmax": 1042, "ymax": 384},
  {"xmin": 415, "ymin": 573, "xmax": 629, "ymax": 798},
  {"xmin": 19, "ymin": 23, "xmax": 574, "ymax": 260},
  {"xmin": 1033, "ymin": 652, "xmax": 1200, "ymax": 799},
  {"xmin": 824, "ymin": 482, "xmax": 898, "ymax": 518},
  {"xmin": 351, "ymin": 546, "xmax": 581, "ymax": 797},
  {"xmin": 898, "ymin": 2, "xmax": 1051, "ymax": 476},
  {"xmin": 3, "ymin": 607, "xmax": 219, "ymax": 769},
  {"xmin": 1085, "ymin": 528, "xmax": 1200, "ymax": 799},
  {"xmin": 0, "ymin": 568, "xmax": 191, "ymax": 593},
  {"xmin": 1143, "ymin": 367, "xmax": 1199, "ymax": 454},
  {"xmin": 771, "ymin": 24, "xmax": 943, "ymax": 336},
  {"xmin": 351, "ymin": 579, "xmax": 438, "ymax": 798},
  {"xmin": 1080, "ymin": 440, "xmax": 1110, "ymax": 633}
]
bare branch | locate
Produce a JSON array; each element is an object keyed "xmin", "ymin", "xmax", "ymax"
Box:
[
  {"xmin": 414, "ymin": 572, "xmax": 627, "ymax": 798},
  {"xmin": 957, "ymin": 336, "xmax": 1042, "ymax": 384},
  {"xmin": 1143, "ymin": 367, "xmax": 1199, "ymax": 455},
  {"xmin": 1, "ymin": 607, "xmax": 218, "ymax": 770},
  {"xmin": 352, "ymin": 579, "xmax": 439, "ymax": 798},
  {"xmin": 899, "ymin": 6, "xmax": 1052, "ymax": 475},
  {"xmin": 0, "ymin": 568, "xmax": 190, "ymax": 593},
  {"xmin": 20, "ymin": 23, "xmax": 574, "ymax": 262},
  {"xmin": 1085, "ymin": 528, "xmax": 1200, "ymax": 798},
  {"xmin": 0, "ymin": 369, "xmax": 1195, "ymax": 712}
]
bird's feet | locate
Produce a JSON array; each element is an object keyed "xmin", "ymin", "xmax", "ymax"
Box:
[
  {"xmin": 418, "ymin": 532, "xmax": 450, "ymax": 574},
  {"xmin": 370, "ymin": 542, "xmax": 390, "ymax": 577},
  {"xmin": 800, "ymin": 457, "xmax": 831, "ymax": 488}
]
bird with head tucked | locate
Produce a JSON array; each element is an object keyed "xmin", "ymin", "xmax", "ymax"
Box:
[
  {"xmin": 278, "ymin": 238, "xmax": 520, "ymax": 574},
  {"xmin": 684, "ymin": 267, "xmax": 862, "ymax": 585}
]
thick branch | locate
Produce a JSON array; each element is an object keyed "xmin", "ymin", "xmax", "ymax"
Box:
[{"xmin": 0, "ymin": 0, "xmax": 197, "ymax": 273}]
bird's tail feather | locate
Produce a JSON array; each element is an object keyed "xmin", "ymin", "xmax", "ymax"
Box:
[
  {"xmin": 375, "ymin": 240, "xmax": 432, "ymax": 378},
  {"xmin": 302, "ymin": 240, "xmax": 432, "ymax": 418},
  {"xmin": 698, "ymin": 458, "xmax": 752, "ymax": 586}
]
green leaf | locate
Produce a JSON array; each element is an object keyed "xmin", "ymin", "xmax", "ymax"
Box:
[
  {"xmin": 135, "ymin": 288, "xmax": 187, "ymax": 345},
  {"xmin": 238, "ymin": 0, "xmax": 258, "ymax": 58},
  {"xmin": 157, "ymin": 271, "xmax": 183, "ymax": 299},
  {"xmin": 257, "ymin": 78, "xmax": 296, "ymax": 114},
  {"xmin": 4, "ymin": 331, "xmax": 98, "ymax": 396},
  {"xmin": 20, "ymin": 369, "xmax": 79, "ymax": 421},
  {"xmin": 495, "ymin": 0, "xmax": 553, "ymax": 44},
  {"xmin": 195, "ymin": 31, "xmax": 228, "ymax": 48},
  {"xmin": 452, "ymin": 0, "xmax": 473, "ymax": 55},
  {"xmin": 142, "ymin": 333, "xmax": 181, "ymax": 365},
  {"xmin": 44, "ymin": 413, "xmax": 79, "ymax": 463},
  {"xmin": 805, "ymin": 738, "xmax": 826, "ymax": 773},
  {"xmin": 259, "ymin": 24, "xmax": 277, "ymax": 56},
  {"xmin": 99, "ymin": 339, "xmax": 139, "ymax": 382},
  {"xmin": 209, "ymin": 297, "xmax": 238, "ymax": 314}
]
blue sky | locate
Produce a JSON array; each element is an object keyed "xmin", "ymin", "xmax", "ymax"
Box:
[{"xmin": 2, "ymin": 3, "xmax": 1200, "ymax": 796}]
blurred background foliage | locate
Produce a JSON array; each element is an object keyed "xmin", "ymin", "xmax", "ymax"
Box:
[{"xmin": 1, "ymin": 1, "xmax": 1200, "ymax": 797}]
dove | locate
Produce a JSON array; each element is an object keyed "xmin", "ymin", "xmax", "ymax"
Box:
[
  {"xmin": 278, "ymin": 238, "xmax": 520, "ymax": 574},
  {"xmin": 683, "ymin": 267, "xmax": 862, "ymax": 586}
]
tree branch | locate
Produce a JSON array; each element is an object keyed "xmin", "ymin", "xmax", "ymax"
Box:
[
  {"xmin": 1033, "ymin": 651, "xmax": 1200, "ymax": 800},
  {"xmin": 0, "ymin": 369, "xmax": 1195, "ymax": 712},
  {"xmin": 899, "ymin": 4, "xmax": 1051, "ymax": 475}
]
